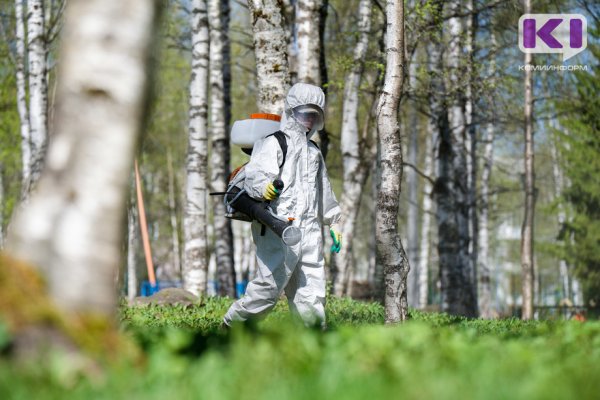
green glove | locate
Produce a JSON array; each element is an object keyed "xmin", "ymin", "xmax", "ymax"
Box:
[{"xmin": 330, "ymin": 228, "xmax": 342, "ymax": 253}]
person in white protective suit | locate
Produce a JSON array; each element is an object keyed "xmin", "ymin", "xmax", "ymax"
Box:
[{"xmin": 223, "ymin": 83, "xmax": 342, "ymax": 328}]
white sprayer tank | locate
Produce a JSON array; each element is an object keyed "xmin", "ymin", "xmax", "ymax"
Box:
[{"xmin": 231, "ymin": 113, "xmax": 281, "ymax": 150}]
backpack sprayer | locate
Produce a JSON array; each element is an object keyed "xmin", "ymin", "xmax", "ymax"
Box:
[{"xmin": 211, "ymin": 114, "xmax": 302, "ymax": 247}]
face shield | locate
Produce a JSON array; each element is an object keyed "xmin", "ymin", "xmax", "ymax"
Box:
[{"xmin": 292, "ymin": 104, "xmax": 324, "ymax": 132}]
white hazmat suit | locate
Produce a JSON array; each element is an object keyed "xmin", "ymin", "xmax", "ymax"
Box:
[{"xmin": 223, "ymin": 83, "xmax": 341, "ymax": 328}]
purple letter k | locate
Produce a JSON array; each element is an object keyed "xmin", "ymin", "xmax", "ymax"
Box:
[{"xmin": 523, "ymin": 18, "xmax": 563, "ymax": 49}]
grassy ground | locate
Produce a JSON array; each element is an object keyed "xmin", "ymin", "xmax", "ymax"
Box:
[{"xmin": 1, "ymin": 297, "xmax": 599, "ymax": 399}]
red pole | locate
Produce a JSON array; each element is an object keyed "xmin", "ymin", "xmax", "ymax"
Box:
[{"xmin": 134, "ymin": 159, "xmax": 156, "ymax": 287}]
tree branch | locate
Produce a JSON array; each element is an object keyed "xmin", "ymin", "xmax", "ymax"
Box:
[{"xmin": 402, "ymin": 162, "xmax": 435, "ymax": 185}]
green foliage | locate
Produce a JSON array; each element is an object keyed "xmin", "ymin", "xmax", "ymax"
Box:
[
  {"xmin": 554, "ymin": 23, "xmax": 600, "ymax": 304},
  {"xmin": 2, "ymin": 298, "xmax": 600, "ymax": 399},
  {"xmin": 0, "ymin": 32, "xmax": 24, "ymax": 232},
  {"xmin": 120, "ymin": 296, "xmax": 385, "ymax": 334}
]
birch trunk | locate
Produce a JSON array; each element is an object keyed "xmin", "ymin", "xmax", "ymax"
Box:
[
  {"xmin": 127, "ymin": 201, "xmax": 138, "ymax": 301},
  {"xmin": 209, "ymin": 0, "xmax": 236, "ymax": 297},
  {"xmin": 183, "ymin": 0, "xmax": 210, "ymax": 296},
  {"xmin": 376, "ymin": 0, "xmax": 408, "ymax": 323},
  {"xmin": 166, "ymin": 150, "xmax": 181, "ymax": 277},
  {"xmin": 572, "ymin": 279, "xmax": 582, "ymax": 305},
  {"xmin": 296, "ymin": 0, "xmax": 322, "ymax": 85},
  {"xmin": 234, "ymin": 220, "xmax": 256, "ymax": 290},
  {"xmin": 232, "ymin": 220, "xmax": 243, "ymax": 291},
  {"xmin": 406, "ymin": 55, "xmax": 419, "ymax": 308},
  {"xmin": 478, "ymin": 32, "xmax": 497, "ymax": 319},
  {"xmin": 521, "ymin": 0, "xmax": 535, "ymax": 320},
  {"xmin": 417, "ymin": 130, "xmax": 434, "ymax": 309},
  {"xmin": 6, "ymin": 0, "xmax": 159, "ymax": 315},
  {"xmin": 15, "ymin": 0, "xmax": 32, "ymax": 198},
  {"xmin": 465, "ymin": 1, "xmax": 478, "ymax": 308},
  {"xmin": 549, "ymin": 120, "xmax": 569, "ymax": 302},
  {"xmin": 281, "ymin": 0, "xmax": 297, "ymax": 83},
  {"xmin": 318, "ymin": 0, "xmax": 328, "ymax": 90},
  {"xmin": 436, "ymin": 1, "xmax": 477, "ymax": 317},
  {"xmin": 333, "ymin": 0, "xmax": 371, "ymax": 297},
  {"xmin": 27, "ymin": 0, "xmax": 49, "ymax": 191},
  {"xmin": 372, "ymin": 142, "xmax": 383, "ymax": 301},
  {"xmin": 247, "ymin": 0, "xmax": 291, "ymax": 114},
  {"xmin": 316, "ymin": 0, "xmax": 330, "ymax": 158},
  {"xmin": 479, "ymin": 115, "xmax": 495, "ymax": 318},
  {"xmin": 425, "ymin": 15, "xmax": 444, "ymax": 310}
]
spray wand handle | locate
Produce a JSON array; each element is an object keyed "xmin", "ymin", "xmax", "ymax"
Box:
[{"xmin": 273, "ymin": 179, "xmax": 284, "ymax": 191}]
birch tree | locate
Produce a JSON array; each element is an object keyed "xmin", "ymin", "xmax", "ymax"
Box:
[
  {"xmin": 15, "ymin": 0, "xmax": 31, "ymax": 198},
  {"xmin": 281, "ymin": 0, "xmax": 297, "ymax": 82},
  {"xmin": 7, "ymin": 0, "xmax": 160, "ymax": 315},
  {"xmin": 333, "ymin": 0, "xmax": 371, "ymax": 297},
  {"xmin": 183, "ymin": 0, "xmax": 210, "ymax": 296},
  {"xmin": 436, "ymin": 1, "xmax": 477, "ymax": 317},
  {"xmin": 296, "ymin": 0, "xmax": 322, "ymax": 85},
  {"xmin": 417, "ymin": 131, "xmax": 435, "ymax": 309},
  {"xmin": 209, "ymin": 0, "xmax": 236, "ymax": 297},
  {"xmin": 521, "ymin": 0, "xmax": 535, "ymax": 320},
  {"xmin": 376, "ymin": 0, "xmax": 409, "ymax": 323},
  {"xmin": 316, "ymin": 0, "xmax": 330, "ymax": 158},
  {"xmin": 549, "ymin": 121, "xmax": 570, "ymax": 303},
  {"xmin": 478, "ymin": 32, "xmax": 497, "ymax": 319},
  {"xmin": 247, "ymin": 0, "xmax": 291, "ymax": 114},
  {"xmin": 127, "ymin": 202, "xmax": 138, "ymax": 301},
  {"xmin": 166, "ymin": 150, "xmax": 181, "ymax": 279},
  {"xmin": 478, "ymin": 109, "xmax": 495, "ymax": 318},
  {"xmin": 465, "ymin": 0, "xmax": 478, "ymax": 305},
  {"xmin": 26, "ymin": 0, "xmax": 49, "ymax": 192},
  {"xmin": 405, "ymin": 53, "xmax": 419, "ymax": 307}
]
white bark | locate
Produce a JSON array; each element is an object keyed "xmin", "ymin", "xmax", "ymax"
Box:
[
  {"xmin": 572, "ymin": 279, "xmax": 582, "ymax": 305},
  {"xmin": 548, "ymin": 119, "xmax": 571, "ymax": 303},
  {"xmin": 234, "ymin": 220, "xmax": 255, "ymax": 288},
  {"xmin": 369, "ymin": 141, "xmax": 380, "ymax": 291},
  {"xmin": 166, "ymin": 150, "xmax": 181, "ymax": 277},
  {"xmin": 465, "ymin": 0, "xmax": 478, "ymax": 308},
  {"xmin": 479, "ymin": 115, "xmax": 495, "ymax": 318},
  {"xmin": 376, "ymin": 0, "xmax": 408, "ymax": 323},
  {"xmin": 478, "ymin": 31, "xmax": 497, "ymax": 319},
  {"xmin": 417, "ymin": 131, "xmax": 434, "ymax": 309},
  {"xmin": 406, "ymin": 52, "xmax": 419, "ymax": 308},
  {"xmin": 7, "ymin": 0, "xmax": 159, "ymax": 315},
  {"xmin": 333, "ymin": 0, "xmax": 371, "ymax": 297},
  {"xmin": 296, "ymin": 0, "xmax": 322, "ymax": 85},
  {"xmin": 521, "ymin": 0, "xmax": 535, "ymax": 320},
  {"xmin": 209, "ymin": 0, "xmax": 235, "ymax": 297},
  {"xmin": 127, "ymin": 201, "xmax": 138, "ymax": 301},
  {"xmin": 425, "ymin": 16, "xmax": 444, "ymax": 311},
  {"xmin": 281, "ymin": 0, "xmax": 297, "ymax": 83},
  {"xmin": 15, "ymin": 0, "xmax": 32, "ymax": 198},
  {"xmin": 247, "ymin": 0, "xmax": 291, "ymax": 114},
  {"xmin": 27, "ymin": 0, "xmax": 49, "ymax": 191},
  {"xmin": 183, "ymin": 0, "xmax": 210, "ymax": 296}
]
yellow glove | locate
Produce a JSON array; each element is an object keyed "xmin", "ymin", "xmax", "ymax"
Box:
[
  {"xmin": 330, "ymin": 227, "xmax": 342, "ymax": 253},
  {"xmin": 263, "ymin": 182, "xmax": 280, "ymax": 201}
]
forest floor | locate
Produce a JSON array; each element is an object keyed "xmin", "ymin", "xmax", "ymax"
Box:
[{"xmin": 1, "ymin": 296, "xmax": 599, "ymax": 399}]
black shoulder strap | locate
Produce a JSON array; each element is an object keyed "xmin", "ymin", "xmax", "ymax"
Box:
[
  {"xmin": 267, "ymin": 131, "xmax": 287, "ymax": 169},
  {"xmin": 309, "ymin": 139, "xmax": 319, "ymax": 149}
]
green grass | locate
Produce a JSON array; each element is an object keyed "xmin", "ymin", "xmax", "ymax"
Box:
[{"xmin": 2, "ymin": 297, "xmax": 600, "ymax": 400}]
